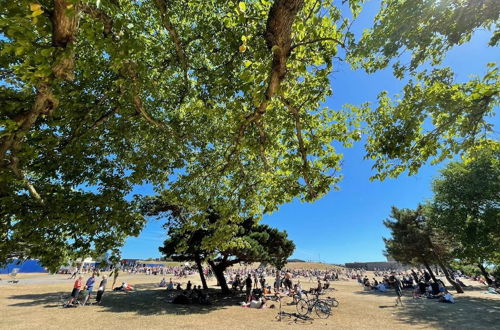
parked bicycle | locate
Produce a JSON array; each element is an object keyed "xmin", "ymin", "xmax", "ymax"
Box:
[
  {"xmin": 276, "ymin": 311, "xmax": 314, "ymax": 322},
  {"xmin": 322, "ymin": 296, "xmax": 339, "ymax": 308},
  {"xmin": 296, "ymin": 293, "xmax": 332, "ymax": 319}
]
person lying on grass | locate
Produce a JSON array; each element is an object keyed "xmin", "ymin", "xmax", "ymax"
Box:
[
  {"xmin": 241, "ymin": 296, "xmax": 268, "ymax": 309},
  {"xmin": 113, "ymin": 282, "xmax": 133, "ymax": 292}
]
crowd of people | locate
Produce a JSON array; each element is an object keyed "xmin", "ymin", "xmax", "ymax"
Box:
[
  {"xmin": 61, "ymin": 262, "xmax": 498, "ymax": 310},
  {"xmin": 359, "ymin": 269, "xmax": 456, "ymax": 305}
]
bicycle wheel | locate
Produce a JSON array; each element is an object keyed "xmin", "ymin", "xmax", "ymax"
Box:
[
  {"xmin": 328, "ymin": 298, "xmax": 339, "ymax": 308},
  {"xmin": 314, "ymin": 301, "xmax": 331, "ymax": 319},
  {"xmin": 296, "ymin": 299, "xmax": 309, "ymax": 315}
]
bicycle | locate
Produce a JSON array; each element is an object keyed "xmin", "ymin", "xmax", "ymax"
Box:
[
  {"xmin": 296, "ymin": 293, "xmax": 332, "ymax": 319},
  {"xmin": 276, "ymin": 311, "xmax": 314, "ymax": 322},
  {"xmin": 321, "ymin": 296, "xmax": 339, "ymax": 308}
]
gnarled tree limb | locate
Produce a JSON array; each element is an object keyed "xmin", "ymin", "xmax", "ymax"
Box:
[{"xmin": 222, "ymin": 0, "xmax": 305, "ymax": 172}]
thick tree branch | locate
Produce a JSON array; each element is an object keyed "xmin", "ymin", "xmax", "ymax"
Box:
[
  {"xmin": 281, "ymin": 97, "xmax": 313, "ymax": 193},
  {"xmin": 0, "ymin": 0, "xmax": 79, "ymax": 203},
  {"xmin": 291, "ymin": 37, "xmax": 346, "ymax": 50},
  {"xmin": 154, "ymin": 0, "xmax": 189, "ymax": 102},
  {"xmin": 123, "ymin": 61, "xmax": 166, "ymax": 128},
  {"xmin": 222, "ymin": 0, "xmax": 305, "ymax": 172},
  {"xmin": 80, "ymin": 3, "xmax": 114, "ymax": 37},
  {"xmin": 256, "ymin": 121, "xmax": 270, "ymax": 171}
]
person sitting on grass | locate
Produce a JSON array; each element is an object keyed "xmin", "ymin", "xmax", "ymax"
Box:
[
  {"xmin": 172, "ymin": 291, "xmax": 191, "ymax": 304},
  {"xmin": 363, "ymin": 277, "xmax": 372, "ymax": 290},
  {"xmin": 232, "ymin": 275, "xmax": 241, "ymax": 291},
  {"xmin": 159, "ymin": 277, "xmax": 167, "ymax": 287},
  {"xmin": 167, "ymin": 278, "xmax": 174, "ymax": 290},
  {"xmin": 315, "ymin": 278, "xmax": 323, "ymax": 294},
  {"xmin": 65, "ymin": 276, "xmax": 84, "ymax": 307},
  {"xmin": 176, "ymin": 283, "xmax": 182, "ymax": 290},
  {"xmin": 186, "ymin": 280, "xmax": 192, "ymax": 291},
  {"xmin": 260, "ymin": 275, "xmax": 266, "ymax": 290},
  {"xmin": 291, "ymin": 283, "xmax": 303, "ymax": 304},
  {"xmin": 438, "ymin": 292, "xmax": 455, "ymax": 303}
]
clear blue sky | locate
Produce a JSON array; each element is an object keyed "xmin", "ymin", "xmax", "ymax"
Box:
[{"xmin": 121, "ymin": 1, "xmax": 499, "ymax": 263}]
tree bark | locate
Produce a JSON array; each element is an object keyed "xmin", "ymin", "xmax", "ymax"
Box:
[
  {"xmin": 477, "ymin": 263, "xmax": 493, "ymax": 285},
  {"xmin": 208, "ymin": 260, "xmax": 230, "ymax": 293},
  {"xmin": 410, "ymin": 269, "xmax": 419, "ymax": 283},
  {"xmin": 423, "ymin": 261, "xmax": 437, "ymax": 282},
  {"xmin": 195, "ymin": 256, "xmax": 208, "ymax": 290},
  {"xmin": 0, "ymin": 0, "xmax": 79, "ymax": 198},
  {"xmin": 436, "ymin": 260, "xmax": 464, "ymax": 293},
  {"xmin": 223, "ymin": 0, "xmax": 305, "ymax": 169}
]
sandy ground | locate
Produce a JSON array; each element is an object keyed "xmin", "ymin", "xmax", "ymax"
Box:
[{"xmin": 0, "ymin": 270, "xmax": 499, "ymax": 330}]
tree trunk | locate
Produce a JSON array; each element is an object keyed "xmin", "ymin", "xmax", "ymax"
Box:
[
  {"xmin": 410, "ymin": 269, "xmax": 419, "ymax": 283},
  {"xmin": 477, "ymin": 263, "xmax": 493, "ymax": 285},
  {"xmin": 437, "ymin": 260, "xmax": 464, "ymax": 293},
  {"xmin": 195, "ymin": 256, "xmax": 208, "ymax": 290},
  {"xmin": 208, "ymin": 260, "xmax": 229, "ymax": 293},
  {"xmin": 423, "ymin": 261, "xmax": 437, "ymax": 282}
]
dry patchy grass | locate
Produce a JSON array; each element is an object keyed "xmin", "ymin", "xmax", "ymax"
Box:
[{"xmin": 0, "ymin": 271, "xmax": 498, "ymax": 330}]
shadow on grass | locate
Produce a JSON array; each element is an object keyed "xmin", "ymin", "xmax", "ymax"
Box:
[
  {"xmin": 393, "ymin": 296, "xmax": 500, "ymax": 329},
  {"xmin": 7, "ymin": 291, "xmax": 67, "ymax": 308},
  {"xmin": 7, "ymin": 282, "xmax": 245, "ymax": 316},
  {"xmin": 354, "ymin": 286, "xmax": 500, "ymax": 329},
  {"xmin": 353, "ymin": 289, "xmax": 403, "ymax": 297}
]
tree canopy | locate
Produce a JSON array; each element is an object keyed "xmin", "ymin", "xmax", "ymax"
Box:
[
  {"xmin": 383, "ymin": 205, "xmax": 464, "ymax": 293},
  {"xmin": 1, "ymin": 0, "xmax": 498, "ymax": 268},
  {"xmin": 152, "ymin": 202, "xmax": 295, "ymax": 292},
  {"xmin": 429, "ymin": 141, "xmax": 500, "ymax": 280}
]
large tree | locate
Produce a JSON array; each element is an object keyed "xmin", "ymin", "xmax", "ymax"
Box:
[
  {"xmin": 383, "ymin": 206, "xmax": 464, "ymax": 293},
  {"xmin": 1, "ymin": 0, "xmax": 498, "ymax": 268},
  {"xmin": 152, "ymin": 203, "xmax": 295, "ymax": 293},
  {"xmin": 430, "ymin": 142, "xmax": 500, "ymax": 284}
]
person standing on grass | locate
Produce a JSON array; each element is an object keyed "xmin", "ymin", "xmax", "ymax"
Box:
[
  {"xmin": 95, "ymin": 275, "xmax": 108, "ymax": 304},
  {"xmin": 389, "ymin": 272, "xmax": 404, "ymax": 306},
  {"xmin": 260, "ymin": 274, "xmax": 266, "ymax": 290},
  {"xmin": 245, "ymin": 274, "xmax": 252, "ymax": 302},
  {"xmin": 68, "ymin": 266, "xmax": 78, "ymax": 279},
  {"xmin": 83, "ymin": 273, "xmax": 96, "ymax": 305},
  {"xmin": 65, "ymin": 276, "xmax": 84, "ymax": 307}
]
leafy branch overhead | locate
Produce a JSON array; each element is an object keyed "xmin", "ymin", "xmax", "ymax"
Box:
[{"xmin": 0, "ymin": 0, "xmax": 498, "ymax": 267}]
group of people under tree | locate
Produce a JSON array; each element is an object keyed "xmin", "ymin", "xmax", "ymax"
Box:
[
  {"xmin": 64, "ymin": 273, "xmax": 108, "ymax": 308},
  {"xmin": 384, "ymin": 146, "xmax": 499, "ymax": 294}
]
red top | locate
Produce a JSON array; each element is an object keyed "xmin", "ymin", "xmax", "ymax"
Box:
[{"xmin": 73, "ymin": 278, "xmax": 83, "ymax": 289}]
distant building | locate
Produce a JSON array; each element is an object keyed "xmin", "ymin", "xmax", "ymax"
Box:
[
  {"xmin": 344, "ymin": 261, "xmax": 405, "ymax": 271},
  {"xmin": 0, "ymin": 259, "xmax": 47, "ymax": 274}
]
